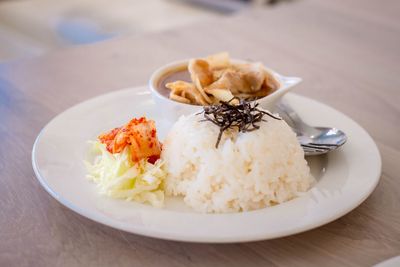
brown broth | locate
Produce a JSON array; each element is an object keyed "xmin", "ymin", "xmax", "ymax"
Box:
[{"xmin": 157, "ymin": 67, "xmax": 191, "ymax": 98}]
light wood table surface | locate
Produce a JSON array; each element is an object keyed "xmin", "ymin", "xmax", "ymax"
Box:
[{"xmin": 1, "ymin": 0, "xmax": 399, "ymax": 266}]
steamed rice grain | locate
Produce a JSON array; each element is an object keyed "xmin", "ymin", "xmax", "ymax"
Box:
[{"xmin": 162, "ymin": 112, "xmax": 314, "ymax": 213}]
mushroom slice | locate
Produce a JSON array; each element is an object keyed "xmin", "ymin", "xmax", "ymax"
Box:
[
  {"xmin": 166, "ymin": 81, "xmax": 208, "ymax": 105},
  {"xmin": 206, "ymin": 52, "xmax": 230, "ymax": 70},
  {"xmin": 170, "ymin": 93, "xmax": 191, "ymax": 104},
  {"xmin": 234, "ymin": 87, "xmax": 271, "ymax": 99},
  {"xmin": 193, "ymin": 76, "xmax": 213, "ymax": 104},
  {"xmin": 206, "ymin": 69, "xmax": 247, "ymax": 95},
  {"xmin": 263, "ymin": 70, "xmax": 280, "ymax": 91},
  {"xmin": 206, "ymin": 88, "xmax": 236, "ymax": 103},
  {"xmin": 188, "ymin": 59, "xmax": 215, "ymax": 104},
  {"xmin": 234, "ymin": 63, "xmax": 265, "ymax": 92},
  {"xmin": 188, "ymin": 59, "xmax": 214, "ymax": 87}
]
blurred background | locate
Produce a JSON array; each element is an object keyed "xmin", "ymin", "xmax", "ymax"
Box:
[{"xmin": 0, "ymin": 0, "xmax": 283, "ymax": 63}]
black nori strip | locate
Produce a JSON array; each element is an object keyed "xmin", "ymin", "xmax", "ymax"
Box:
[{"xmin": 199, "ymin": 98, "xmax": 281, "ymax": 148}]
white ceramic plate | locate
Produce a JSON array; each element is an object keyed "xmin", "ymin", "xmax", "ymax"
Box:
[
  {"xmin": 32, "ymin": 87, "xmax": 381, "ymax": 243},
  {"xmin": 374, "ymin": 256, "xmax": 400, "ymax": 267}
]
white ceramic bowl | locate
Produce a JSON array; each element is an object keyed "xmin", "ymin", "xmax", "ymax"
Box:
[{"xmin": 149, "ymin": 59, "xmax": 302, "ymax": 120}]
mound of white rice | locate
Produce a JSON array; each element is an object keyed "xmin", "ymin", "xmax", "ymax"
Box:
[{"xmin": 162, "ymin": 111, "xmax": 314, "ymax": 213}]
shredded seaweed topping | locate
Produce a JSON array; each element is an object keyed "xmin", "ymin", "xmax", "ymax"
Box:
[{"xmin": 199, "ymin": 98, "xmax": 281, "ymax": 148}]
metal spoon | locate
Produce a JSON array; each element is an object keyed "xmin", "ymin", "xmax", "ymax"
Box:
[{"xmin": 275, "ymin": 100, "xmax": 347, "ymax": 156}]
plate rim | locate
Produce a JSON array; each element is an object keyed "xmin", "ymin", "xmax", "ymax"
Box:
[{"xmin": 32, "ymin": 86, "xmax": 382, "ymax": 243}]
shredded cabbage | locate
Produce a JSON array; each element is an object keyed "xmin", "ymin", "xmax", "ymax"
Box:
[{"xmin": 84, "ymin": 141, "xmax": 165, "ymax": 207}]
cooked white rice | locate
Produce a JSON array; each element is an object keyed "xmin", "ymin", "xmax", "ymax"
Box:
[{"xmin": 162, "ymin": 111, "xmax": 314, "ymax": 213}]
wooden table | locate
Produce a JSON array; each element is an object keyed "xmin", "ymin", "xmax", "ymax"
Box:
[{"xmin": 1, "ymin": 0, "xmax": 399, "ymax": 266}]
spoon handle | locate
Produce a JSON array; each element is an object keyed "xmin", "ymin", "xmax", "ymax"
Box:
[{"xmin": 276, "ymin": 100, "xmax": 315, "ymax": 134}]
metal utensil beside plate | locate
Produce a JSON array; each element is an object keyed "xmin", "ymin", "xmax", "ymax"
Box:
[{"xmin": 275, "ymin": 100, "xmax": 347, "ymax": 156}]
